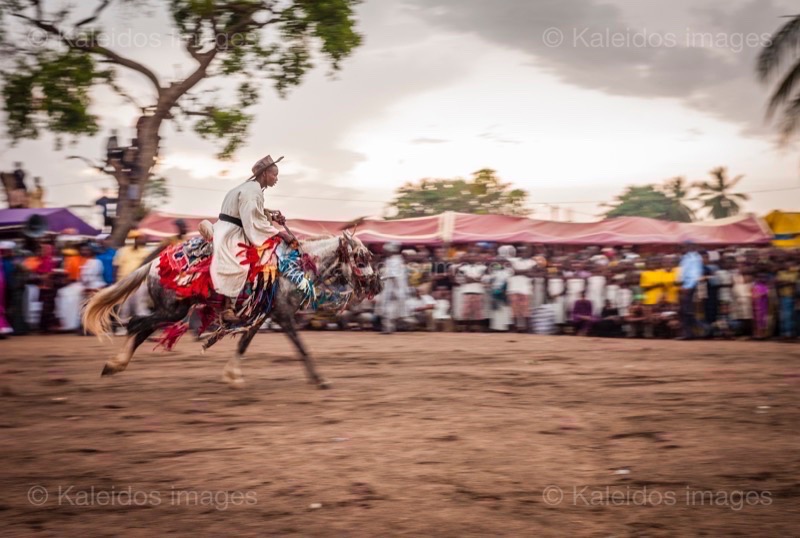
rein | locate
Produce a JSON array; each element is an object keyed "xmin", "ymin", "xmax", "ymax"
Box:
[{"xmin": 277, "ymin": 225, "xmax": 381, "ymax": 310}]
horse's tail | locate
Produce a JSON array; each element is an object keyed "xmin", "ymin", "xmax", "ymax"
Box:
[{"xmin": 83, "ymin": 263, "xmax": 152, "ymax": 338}]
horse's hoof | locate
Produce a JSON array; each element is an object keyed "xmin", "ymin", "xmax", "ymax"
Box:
[
  {"xmin": 317, "ymin": 379, "xmax": 332, "ymax": 390},
  {"xmin": 226, "ymin": 379, "xmax": 245, "ymax": 390},
  {"xmin": 222, "ymin": 368, "xmax": 245, "ymax": 389},
  {"xmin": 101, "ymin": 363, "xmax": 121, "ymax": 377}
]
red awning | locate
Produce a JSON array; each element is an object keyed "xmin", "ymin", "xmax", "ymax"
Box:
[
  {"xmin": 137, "ymin": 211, "xmax": 772, "ymax": 246},
  {"xmin": 450, "ymin": 213, "xmax": 771, "ymax": 245}
]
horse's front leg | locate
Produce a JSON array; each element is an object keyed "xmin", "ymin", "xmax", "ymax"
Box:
[
  {"xmin": 280, "ymin": 320, "xmax": 330, "ymax": 389},
  {"xmin": 223, "ymin": 323, "xmax": 260, "ymax": 389}
]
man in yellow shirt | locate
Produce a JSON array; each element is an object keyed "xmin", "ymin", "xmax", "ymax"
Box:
[
  {"xmin": 662, "ymin": 255, "xmax": 680, "ymax": 305},
  {"xmin": 113, "ymin": 231, "xmax": 150, "ymax": 280},
  {"xmin": 640, "ymin": 257, "xmax": 665, "ymax": 307},
  {"xmin": 113, "ymin": 230, "xmax": 151, "ymax": 332},
  {"xmin": 640, "ymin": 257, "xmax": 668, "ymax": 337}
]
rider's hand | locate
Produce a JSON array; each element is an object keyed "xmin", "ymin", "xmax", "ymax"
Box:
[{"xmin": 272, "ymin": 211, "xmax": 286, "ymax": 225}]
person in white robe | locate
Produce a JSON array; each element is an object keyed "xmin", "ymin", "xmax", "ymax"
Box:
[
  {"xmin": 531, "ymin": 267, "xmax": 547, "ymax": 310},
  {"xmin": 57, "ymin": 244, "xmax": 107, "ymax": 332},
  {"xmin": 586, "ymin": 266, "xmax": 607, "ymax": 316},
  {"xmin": 80, "ymin": 252, "xmax": 107, "ymax": 291},
  {"xmin": 456, "ymin": 257, "xmax": 488, "ymax": 331},
  {"xmin": 565, "ymin": 272, "xmax": 586, "ymax": 320},
  {"xmin": 211, "ymin": 155, "xmax": 292, "ymax": 322},
  {"xmin": 78, "ymin": 247, "xmax": 108, "ymax": 332},
  {"xmin": 732, "ymin": 270, "xmax": 753, "ymax": 334},
  {"xmin": 547, "ymin": 270, "xmax": 566, "ymax": 326},
  {"xmin": 506, "ymin": 246, "xmax": 536, "ymax": 332},
  {"xmin": 378, "ymin": 242, "xmax": 409, "ymax": 333},
  {"xmin": 487, "ymin": 246, "xmax": 515, "ymax": 332},
  {"xmin": 607, "ymin": 272, "xmax": 634, "ymax": 316}
]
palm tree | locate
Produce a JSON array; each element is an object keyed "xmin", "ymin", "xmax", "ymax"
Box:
[
  {"xmin": 662, "ymin": 177, "xmax": 695, "ymax": 222},
  {"xmin": 757, "ymin": 15, "xmax": 800, "ymax": 140},
  {"xmin": 693, "ymin": 167, "xmax": 749, "ymax": 219}
]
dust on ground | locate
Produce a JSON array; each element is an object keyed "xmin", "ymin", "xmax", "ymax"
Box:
[{"xmin": 1, "ymin": 332, "xmax": 798, "ymax": 536}]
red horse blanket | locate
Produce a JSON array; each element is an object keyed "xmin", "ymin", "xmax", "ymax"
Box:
[{"xmin": 157, "ymin": 236, "xmax": 280, "ymax": 300}]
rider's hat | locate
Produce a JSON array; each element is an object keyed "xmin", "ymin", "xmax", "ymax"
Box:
[{"xmin": 249, "ymin": 155, "xmax": 284, "ymax": 179}]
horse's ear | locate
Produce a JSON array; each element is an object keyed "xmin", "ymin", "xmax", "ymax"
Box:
[{"xmin": 343, "ymin": 229, "xmax": 355, "ymax": 247}]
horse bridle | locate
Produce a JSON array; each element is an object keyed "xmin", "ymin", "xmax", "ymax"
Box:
[{"xmin": 275, "ymin": 218, "xmax": 380, "ymax": 305}]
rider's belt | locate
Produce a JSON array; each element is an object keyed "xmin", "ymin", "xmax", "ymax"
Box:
[{"xmin": 218, "ymin": 213, "xmax": 243, "ymax": 228}]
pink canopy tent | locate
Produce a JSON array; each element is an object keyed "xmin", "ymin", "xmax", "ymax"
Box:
[
  {"xmin": 137, "ymin": 212, "xmax": 444, "ymax": 245},
  {"xmin": 137, "ymin": 211, "xmax": 772, "ymax": 246},
  {"xmin": 449, "ymin": 213, "xmax": 772, "ymax": 246}
]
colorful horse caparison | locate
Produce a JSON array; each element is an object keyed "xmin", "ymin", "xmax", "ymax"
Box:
[{"xmin": 82, "ymin": 231, "xmax": 381, "ymax": 389}]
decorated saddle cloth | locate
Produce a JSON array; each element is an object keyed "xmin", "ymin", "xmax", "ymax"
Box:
[
  {"xmin": 157, "ymin": 237, "xmax": 216, "ymax": 299},
  {"xmin": 158, "ymin": 236, "xmax": 315, "ymax": 304},
  {"xmin": 155, "ymin": 236, "xmax": 317, "ymax": 350}
]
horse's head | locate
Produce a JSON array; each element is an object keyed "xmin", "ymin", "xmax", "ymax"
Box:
[{"xmin": 337, "ymin": 230, "xmax": 382, "ymax": 301}]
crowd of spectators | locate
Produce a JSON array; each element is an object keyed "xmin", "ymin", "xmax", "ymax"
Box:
[
  {"xmin": 0, "ymin": 230, "xmax": 153, "ymax": 338},
  {"xmin": 2, "ymin": 230, "xmax": 798, "ymax": 342},
  {"xmin": 316, "ymin": 243, "xmax": 800, "ymax": 341}
]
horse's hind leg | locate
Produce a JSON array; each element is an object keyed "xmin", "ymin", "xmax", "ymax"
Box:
[
  {"xmin": 222, "ymin": 323, "xmax": 260, "ymax": 389},
  {"xmin": 101, "ymin": 314, "xmax": 162, "ymax": 376},
  {"xmin": 101, "ymin": 304, "xmax": 190, "ymax": 377}
]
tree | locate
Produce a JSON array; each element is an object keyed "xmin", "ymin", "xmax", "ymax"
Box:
[
  {"xmin": 0, "ymin": 0, "xmax": 362, "ymax": 244},
  {"xmin": 757, "ymin": 14, "xmax": 800, "ymax": 141},
  {"xmin": 693, "ymin": 166, "xmax": 749, "ymax": 219},
  {"xmin": 662, "ymin": 176, "xmax": 695, "ymax": 222},
  {"xmin": 602, "ymin": 184, "xmax": 678, "ymax": 220},
  {"xmin": 388, "ymin": 168, "xmax": 529, "ymax": 219}
]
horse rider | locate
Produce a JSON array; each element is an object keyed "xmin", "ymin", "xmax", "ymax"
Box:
[{"xmin": 211, "ymin": 154, "xmax": 294, "ymax": 323}]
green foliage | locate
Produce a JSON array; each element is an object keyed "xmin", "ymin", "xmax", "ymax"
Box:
[
  {"xmin": 693, "ymin": 167, "xmax": 749, "ymax": 219},
  {"xmin": 757, "ymin": 15, "xmax": 800, "ymax": 141},
  {"xmin": 172, "ymin": 0, "xmax": 362, "ymax": 157},
  {"xmin": 193, "ymin": 106, "xmax": 252, "ymax": 159},
  {"xmin": 2, "ymin": 50, "xmax": 111, "ymax": 142},
  {"xmin": 293, "ymin": 0, "xmax": 362, "ymax": 69},
  {"xmin": 603, "ymin": 185, "xmax": 680, "ymax": 221},
  {"xmin": 662, "ymin": 177, "xmax": 695, "ymax": 222},
  {"xmin": 604, "ymin": 171, "xmax": 748, "ymax": 221},
  {"xmin": 1, "ymin": 0, "xmax": 362, "ymax": 159},
  {"xmin": 167, "ymin": 0, "xmax": 361, "ymax": 87},
  {"xmin": 388, "ymin": 169, "xmax": 530, "ymax": 219}
]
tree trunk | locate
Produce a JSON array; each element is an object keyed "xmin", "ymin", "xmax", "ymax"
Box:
[
  {"xmin": 107, "ymin": 64, "xmax": 209, "ymax": 246},
  {"xmin": 1, "ymin": 172, "xmax": 13, "ymax": 207},
  {"xmin": 109, "ymin": 115, "xmax": 162, "ymax": 246}
]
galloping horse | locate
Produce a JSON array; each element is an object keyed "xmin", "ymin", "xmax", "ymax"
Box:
[{"xmin": 82, "ymin": 231, "xmax": 380, "ymax": 388}]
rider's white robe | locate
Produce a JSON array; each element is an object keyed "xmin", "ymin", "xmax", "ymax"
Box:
[{"xmin": 211, "ymin": 180, "xmax": 279, "ymax": 297}]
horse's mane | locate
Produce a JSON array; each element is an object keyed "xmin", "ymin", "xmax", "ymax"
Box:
[
  {"xmin": 300, "ymin": 233, "xmax": 369, "ymax": 259},
  {"xmin": 300, "ymin": 234, "xmax": 336, "ymax": 242},
  {"xmin": 300, "ymin": 235, "xmax": 341, "ymax": 260}
]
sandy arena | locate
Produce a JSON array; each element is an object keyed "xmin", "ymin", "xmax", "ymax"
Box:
[{"xmin": 1, "ymin": 333, "xmax": 798, "ymax": 536}]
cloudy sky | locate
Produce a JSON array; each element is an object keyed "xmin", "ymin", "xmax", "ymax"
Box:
[{"xmin": 4, "ymin": 0, "xmax": 800, "ymax": 222}]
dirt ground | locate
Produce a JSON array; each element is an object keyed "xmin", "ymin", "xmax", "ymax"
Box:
[{"xmin": 0, "ymin": 332, "xmax": 798, "ymax": 537}]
